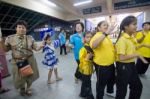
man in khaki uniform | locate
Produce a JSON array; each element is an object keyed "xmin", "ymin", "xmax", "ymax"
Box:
[{"xmin": 0, "ymin": 20, "xmax": 43, "ymax": 96}]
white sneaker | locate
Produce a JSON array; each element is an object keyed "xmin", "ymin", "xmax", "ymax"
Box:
[{"xmin": 105, "ymin": 92, "xmax": 116, "ymax": 98}]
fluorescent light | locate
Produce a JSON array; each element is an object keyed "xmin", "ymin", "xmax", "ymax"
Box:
[
  {"xmin": 44, "ymin": 0, "xmax": 57, "ymax": 7},
  {"xmin": 74, "ymin": 0, "xmax": 92, "ymax": 6}
]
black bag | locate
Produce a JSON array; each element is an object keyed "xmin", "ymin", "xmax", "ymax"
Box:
[
  {"xmin": 16, "ymin": 60, "xmax": 29, "ymax": 69},
  {"xmin": 16, "ymin": 59, "xmax": 33, "ymax": 77}
]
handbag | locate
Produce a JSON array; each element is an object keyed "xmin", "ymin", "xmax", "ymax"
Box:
[
  {"xmin": 16, "ymin": 59, "xmax": 33, "ymax": 77},
  {"xmin": 14, "ymin": 36, "xmax": 34, "ymax": 77}
]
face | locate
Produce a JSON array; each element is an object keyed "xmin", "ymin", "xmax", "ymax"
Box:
[
  {"xmin": 76, "ymin": 24, "xmax": 83, "ymax": 33},
  {"xmin": 125, "ymin": 21, "xmax": 137, "ymax": 34},
  {"xmin": 143, "ymin": 24, "xmax": 150, "ymax": 31},
  {"xmin": 98, "ymin": 21, "xmax": 108, "ymax": 33},
  {"xmin": 84, "ymin": 33, "xmax": 92, "ymax": 43},
  {"xmin": 46, "ymin": 38, "xmax": 51, "ymax": 45},
  {"xmin": 16, "ymin": 25, "xmax": 26, "ymax": 36}
]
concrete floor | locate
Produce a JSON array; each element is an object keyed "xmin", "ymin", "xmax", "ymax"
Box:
[{"xmin": 1, "ymin": 50, "xmax": 150, "ymax": 99}]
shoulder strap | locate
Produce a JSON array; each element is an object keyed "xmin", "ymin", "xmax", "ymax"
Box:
[{"xmin": 84, "ymin": 45, "xmax": 93, "ymax": 53}]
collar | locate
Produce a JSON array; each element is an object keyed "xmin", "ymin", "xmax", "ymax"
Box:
[
  {"xmin": 16, "ymin": 34, "xmax": 25, "ymax": 39},
  {"xmin": 84, "ymin": 43, "xmax": 89, "ymax": 46},
  {"xmin": 122, "ymin": 33, "xmax": 133, "ymax": 39},
  {"xmin": 97, "ymin": 32, "xmax": 103, "ymax": 34},
  {"xmin": 75, "ymin": 32, "xmax": 83, "ymax": 38}
]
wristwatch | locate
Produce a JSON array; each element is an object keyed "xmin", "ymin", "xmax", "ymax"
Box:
[{"xmin": 102, "ymin": 32, "xmax": 108, "ymax": 36}]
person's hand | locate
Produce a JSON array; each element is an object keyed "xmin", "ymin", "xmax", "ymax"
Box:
[
  {"xmin": 0, "ymin": 27, "xmax": 2, "ymax": 41},
  {"xmin": 141, "ymin": 31, "xmax": 146, "ymax": 37},
  {"xmin": 134, "ymin": 53, "xmax": 148, "ymax": 64},
  {"xmin": 139, "ymin": 56, "xmax": 148, "ymax": 64},
  {"xmin": 87, "ymin": 52, "xmax": 93, "ymax": 60},
  {"xmin": 106, "ymin": 23, "xmax": 117, "ymax": 35}
]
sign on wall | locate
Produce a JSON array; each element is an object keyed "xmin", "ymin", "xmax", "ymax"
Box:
[
  {"xmin": 83, "ymin": 6, "xmax": 102, "ymax": 15},
  {"xmin": 114, "ymin": 0, "xmax": 150, "ymax": 10}
]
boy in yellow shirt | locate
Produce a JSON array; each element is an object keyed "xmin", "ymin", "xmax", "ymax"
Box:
[{"xmin": 79, "ymin": 32, "xmax": 94, "ymax": 99}]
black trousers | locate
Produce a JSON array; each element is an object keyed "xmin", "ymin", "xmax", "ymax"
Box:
[
  {"xmin": 74, "ymin": 60, "xmax": 82, "ymax": 80},
  {"xmin": 116, "ymin": 62, "xmax": 143, "ymax": 99},
  {"xmin": 80, "ymin": 74, "xmax": 94, "ymax": 99},
  {"xmin": 60, "ymin": 44, "xmax": 67, "ymax": 55},
  {"xmin": 94, "ymin": 63, "xmax": 115, "ymax": 99},
  {"xmin": 136, "ymin": 57, "xmax": 150, "ymax": 74}
]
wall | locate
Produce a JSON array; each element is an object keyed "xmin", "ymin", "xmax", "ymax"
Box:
[{"xmin": 144, "ymin": 10, "xmax": 150, "ymax": 22}]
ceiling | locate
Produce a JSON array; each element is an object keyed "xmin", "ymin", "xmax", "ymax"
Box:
[
  {"xmin": 50, "ymin": 0, "xmax": 150, "ymax": 18},
  {"xmin": 0, "ymin": 0, "xmax": 150, "ymax": 35},
  {"xmin": 0, "ymin": 1, "xmax": 73, "ymax": 36}
]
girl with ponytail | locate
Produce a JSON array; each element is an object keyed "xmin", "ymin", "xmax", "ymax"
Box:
[{"xmin": 115, "ymin": 16, "xmax": 148, "ymax": 99}]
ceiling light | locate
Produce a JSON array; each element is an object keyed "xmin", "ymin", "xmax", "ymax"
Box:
[
  {"xmin": 45, "ymin": 0, "xmax": 57, "ymax": 7},
  {"xmin": 74, "ymin": 0, "xmax": 92, "ymax": 6}
]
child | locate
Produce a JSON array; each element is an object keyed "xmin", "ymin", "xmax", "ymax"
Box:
[
  {"xmin": 42, "ymin": 34, "xmax": 62, "ymax": 84},
  {"xmin": 135, "ymin": 22, "xmax": 150, "ymax": 75},
  {"xmin": 90, "ymin": 21, "xmax": 116, "ymax": 99},
  {"xmin": 79, "ymin": 32, "xmax": 94, "ymax": 99},
  {"xmin": 115, "ymin": 16, "xmax": 148, "ymax": 99}
]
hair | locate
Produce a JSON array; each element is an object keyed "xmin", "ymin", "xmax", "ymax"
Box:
[
  {"xmin": 44, "ymin": 34, "xmax": 51, "ymax": 45},
  {"xmin": 83, "ymin": 31, "xmax": 92, "ymax": 43},
  {"xmin": 115, "ymin": 16, "xmax": 137, "ymax": 43},
  {"xmin": 97, "ymin": 21, "xmax": 106, "ymax": 32},
  {"xmin": 60, "ymin": 28, "xmax": 65, "ymax": 32},
  {"xmin": 16, "ymin": 20, "xmax": 27, "ymax": 28},
  {"xmin": 74, "ymin": 21, "xmax": 84, "ymax": 33},
  {"xmin": 83, "ymin": 31, "xmax": 92, "ymax": 37},
  {"xmin": 142, "ymin": 22, "xmax": 150, "ymax": 27}
]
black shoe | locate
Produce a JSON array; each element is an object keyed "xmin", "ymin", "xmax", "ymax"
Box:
[
  {"xmin": 79, "ymin": 93, "xmax": 86, "ymax": 98},
  {"xmin": 86, "ymin": 95, "xmax": 94, "ymax": 99}
]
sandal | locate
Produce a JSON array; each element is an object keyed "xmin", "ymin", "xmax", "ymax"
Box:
[
  {"xmin": 20, "ymin": 88, "xmax": 25, "ymax": 96},
  {"xmin": 56, "ymin": 77, "xmax": 62, "ymax": 81},
  {"xmin": 47, "ymin": 80, "xmax": 55, "ymax": 84},
  {"xmin": 26, "ymin": 89, "xmax": 32, "ymax": 96},
  {"xmin": 0, "ymin": 88, "xmax": 10, "ymax": 94}
]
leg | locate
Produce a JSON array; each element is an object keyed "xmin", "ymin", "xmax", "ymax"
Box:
[
  {"xmin": 136, "ymin": 58, "xmax": 150, "ymax": 74},
  {"xmin": 26, "ymin": 81, "xmax": 32, "ymax": 96},
  {"xmin": 79, "ymin": 74, "xmax": 86, "ymax": 97},
  {"xmin": 63, "ymin": 44, "xmax": 67, "ymax": 55},
  {"xmin": 129, "ymin": 64, "xmax": 143, "ymax": 99},
  {"xmin": 60, "ymin": 46, "xmax": 63, "ymax": 55},
  {"xmin": 74, "ymin": 60, "xmax": 82, "ymax": 81},
  {"xmin": 48, "ymin": 69, "xmax": 54, "ymax": 84},
  {"xmin": 94, "ymin": 64, "xmax": 109, "ymax": 99},
  {"xmin": 0, "ymin": 72, "xmax": 10, "ymax": 94},
  {"xmin": 20, "ymin": 84, "xmax": 26, "ymax": 96},
  {"xmin": 141, "ymin": 58, "xmax": 150, "ymax": 74},
  {"xmin": 85, "ymin": 75, "xmax": 94, "ymax": 99},
  {"xmin": 116, "ymin": 62, "xmax": 131, "ymax": 99},
  {"xmin": 106, "ymin": 64, "xmax": 115, "ymax": 94},
  {"xmin": 54, "ymin": 68, "xmax": 62, "ymax": 81}
]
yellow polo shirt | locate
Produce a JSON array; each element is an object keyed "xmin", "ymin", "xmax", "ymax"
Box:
[
  {"xmin": 90, "ymin": 32, "xmax": 115, "ymax": 66},
  {"xmin": 116, "ymin": 33, "xmax": 137, "ymax": 63},
  {"xmin": 136, "ymin": 30, "xmax": 150, "ymax": 58},
  {"xmin": 79, "ymin": 44, "xmax": 93, "ymax": 75}
]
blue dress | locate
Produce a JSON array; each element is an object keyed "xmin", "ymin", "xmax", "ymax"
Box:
[{"xmin": 42, "ymin": 44, "xmax": 58, "ymax": 69}]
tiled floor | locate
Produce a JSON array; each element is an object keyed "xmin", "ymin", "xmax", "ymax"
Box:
[{"xmin": 1, "ymin": 51, "xmax": 150, "ymax": 99}]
